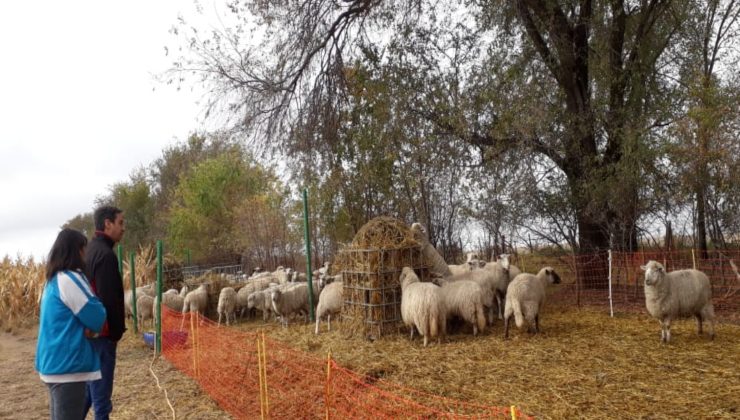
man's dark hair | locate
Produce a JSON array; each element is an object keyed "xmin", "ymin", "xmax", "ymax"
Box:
[
  {"xmin": 46, "ymin": 228, "xmax": 88, "ymax": 280},
  {"xmin": 94, "ymin": 205, "xmax": 123, "ymax": 231}
]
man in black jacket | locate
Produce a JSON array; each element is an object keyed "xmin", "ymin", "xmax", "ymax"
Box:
[{"xmin": 83, "ymin": 205, "xmax": 125, "ymax": 420}]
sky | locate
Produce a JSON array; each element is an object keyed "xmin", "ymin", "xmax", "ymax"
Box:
[{"xmin": 0, "ymin": 1, "xmax": 213, "ymax": 260}]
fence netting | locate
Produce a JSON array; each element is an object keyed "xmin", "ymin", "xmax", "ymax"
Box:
[
  {"xmin": 160, "ymin": 306, "xmax": 530, "ymax": 419},
  {"xmin": 516, "ymin": 249, "xmax": 740, "ymax": 322}
]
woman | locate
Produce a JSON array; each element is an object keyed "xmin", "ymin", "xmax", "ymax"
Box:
[{"xmin": 35, "ymin": 228, "xmax": 107, "ymax": 420}]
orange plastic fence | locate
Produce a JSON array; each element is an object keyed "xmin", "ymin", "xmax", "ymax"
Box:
[{"xmin": 160, "ymin": 306, "xmax": 531, "ymax": 419}]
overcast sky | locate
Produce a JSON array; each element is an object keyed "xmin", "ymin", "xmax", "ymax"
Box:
[{"xmin": 0, "ymin": 1, "xmax": 214, "ymax": 259}]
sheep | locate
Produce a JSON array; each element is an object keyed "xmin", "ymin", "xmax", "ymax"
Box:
[
  {"xmin": 410, "ymin": 223, "xmax": 452, "ymax": 278},
  {"xmin": 217, "ymin": 287, "xmax": 237, "ymax": 326},
  {"xmin": 246, "ymin": 288, "xmax": 278, "ymax": 321},
  {"xmin": 483, "ymin": 254, "xmax": 514, "ymax": 320},
  {"xmin": 165, "ymin": 288, "xmax": 178, "ymax": 295},
  {"xmin": 136, "ymin": 295, "xmax": 154, "ymax": 331},
  {"xmin": 237, "ymin": 276, "xmax": 277, "ymax": 318},
  {"xmin": 155, "ymin": 292, "xmax": 185, "ymax": 313},
  {"xmin": 448, "ymin": 252, "xmax": 485, "ymax": 276},
  {"xmin": 438, "ymin": 280, "xmax": 487, "ymax": 336},
  {"xmin": 437, "ymin": 269, "xmax": 497, "ymax": 325},
  {"xmin": 641, "ymin": 261, "xmax": 715, "ymax": 343},
  {"xmin": 124, "ymin": 284, "xmax": 155, "ymax": 318},
  {"xmin": 315, "ymin": 281, "xmax": 343, "ymax": 334},
  {"xmin": 180, "ymin": 284, "xmax": 209, "ymax": 329},
  {"xmin": 503, "ymin": 267, "xmax": 561, "ymax": 338},
  {"xmin": 179, "ymin": 285, "xmax": 189, "ymax": 298},
  {"xmin": 399, "ymin": 267, "xmax": 446, "ymax": 346},
  {"xmin": 271, "ymin": 283, "xmax": 314, "ymax": 327}
]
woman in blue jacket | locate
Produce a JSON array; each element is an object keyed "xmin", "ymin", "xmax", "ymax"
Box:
[{"xmin": 35, "ymin": 228, "xmax": 107, "ymax": 420}]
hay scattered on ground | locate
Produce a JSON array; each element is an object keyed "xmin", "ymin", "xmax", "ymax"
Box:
[{"xmin": 235, "ymin": 305, "xmax": 740, "ymax": 419}]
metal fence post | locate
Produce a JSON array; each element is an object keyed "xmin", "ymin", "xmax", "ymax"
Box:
[
  {"xmin": 303, "ymin": 188, "xmax": 315, "ymax": 322},
  {"xmin": 156, "ymin": 240, "xmax": 163, "ymax": 354},
  {"xmin": 129, "ymin": 251, "xmax": 137, "ymax": 334},
  {"xmin": 608, "ymin": 250, "xmax": 614, "ymax": 317}
]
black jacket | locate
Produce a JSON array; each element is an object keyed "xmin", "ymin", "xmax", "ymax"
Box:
[{"xmin": 85, "ymin": 233, "xmax": 126, "ymax": 341}]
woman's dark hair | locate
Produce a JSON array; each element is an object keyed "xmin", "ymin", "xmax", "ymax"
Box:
[{"xmin": 46, "ymin": 228, "xmax": 88, "ymax": 280}]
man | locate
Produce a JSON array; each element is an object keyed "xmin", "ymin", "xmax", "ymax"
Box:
[{"xmin": 84, "ymin": 205, "xmax": 125, "ymax": 420}]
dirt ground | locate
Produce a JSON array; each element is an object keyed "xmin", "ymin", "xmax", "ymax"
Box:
[{"xmin": 0, "ymin": 322, "xmax": 227, "ymax": 420}]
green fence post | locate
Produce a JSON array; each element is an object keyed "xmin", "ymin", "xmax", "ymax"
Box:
[
  {"xmin": 129, "ymin": 252, "xmax": 138, "ymax": 334},
  {"xmin": 156, "ymin": 240, "xmax": 163, "ymax": 354},
  {"xmin": 117, "ymin": 244, "xmax": 123, "ymax": 276},
  {"xmin": 303, "ymin": 188, "xmax": 315, "ymax": 322}
]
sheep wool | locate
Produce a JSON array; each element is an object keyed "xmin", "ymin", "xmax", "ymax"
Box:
[
  {"xmin": 315, "ymin": 281, "xmax": 343, "ymax": 334},
  {"xmin": 439, "ymin": 280, "xmax": 487, "ymax": 336},
  {"xmin": 399, "ymin": 267, "xmax": 446, "ymax": 346},
  {"xmin": 503, "ymin": 267, "xmax": 561, "ymax": 338},
  {"xmin": 641, "ymin": 261, "xmax": 715, "ymax": 343},
  {"xmin": 217, "ymin": 287, "xmax": 237, "ymax": 326}
]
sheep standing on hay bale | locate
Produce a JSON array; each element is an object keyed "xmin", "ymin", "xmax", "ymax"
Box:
[
  {"xmin": 641, "ymin": 261, "xmax": 715, "ymax": 343},
  {"xmin": 399, "ymin": 267, "xmax": 446, "ymax": 346},
  {"xmin": 217, "ymin": 287, "xmax": 237, "ymax": 326},
  {"xmin": 504, "ymin": 267, "xmax": 561, "ymax": 338},
  {"xmin": 315, "ymin": 280, "xmax": 343, "ymax": 334},
  {"xmin": 411, "ymin": 223, "xmax": 452, "ymax": 278},
  {"xmin": 180, "ymin": 284, "xmax": 208, "ymax": 329}
]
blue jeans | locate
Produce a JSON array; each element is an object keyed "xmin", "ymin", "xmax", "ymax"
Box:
[
  {"xmin": 84, "ymin": 338, "xmax": 117, "ymax": 420},
  {"xmin": 46, "ymin": 382, "xmax": 87, "ymax": 420}
]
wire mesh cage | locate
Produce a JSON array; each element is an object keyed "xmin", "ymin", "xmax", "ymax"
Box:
[{"xmin": 338, "ymin": 246, "xmax": 429, "ymax": 339}]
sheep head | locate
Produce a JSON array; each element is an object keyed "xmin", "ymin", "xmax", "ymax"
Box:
[
  {"xmin": 641, "ymin": 261, "xmax": 665, "ymax": 286},
  {"xmin": 399, "ymin": 267, "xmax": 419, "ymax": 290}
]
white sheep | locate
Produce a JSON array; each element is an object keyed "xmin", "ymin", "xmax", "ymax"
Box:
[
  {"xmin": 180, "ymin": 284, "xmax": 209, "ymax": 329},
  {"xmin": 237, "ymin": 276, "xmax": 280, "ymax": 318},
  {"xmin": 165, "ymin": 288, "xmax": 178, "ymax": 295},
  {"xmin": 503, "ymin": 267, "xmax": 561, "ymax": 338},
  {"xmin": 410, "ymin": 223, "xmax": 452, "ymax": 278},
  {"xmin": 641, "ymin": 261, "xmax": 715, "ymax": 343},
  {"xmin": 399, "ymin": 267, "xmax": 446, "ymax": 346},
  {"xmin": 483, "ymin": 254, "xmax": 514, "ymax": 320},
  {"xmin": 155, "ymin": 292, "xmax": 185, "ymax": 313},
  {"xmin": 136, "ymin": 294, "xmax": 154, "ymax": 331},
  {"xmin": 438, "ymin": 280, "xmax": 487, "ymax": 336},
  {"xmin": 124, "ymin": 284, "xmax": 155, "ymax": 318},
  {"xmin": 448, "ymin": 252, "xmax": 484, "ymax": 275},
  {"xmin": 438, "ymin": 270, "xmax": 497, "ymax": 325},
  {"xmin": 179, "ymin": 285, "xmax": 189, "ymax": 298},
  {"xmin": 217, "ymin": 287, "xmax": 237, "ymax": 326},
  {"xmin": 315, "ymin": 281, "xmax": 343, "ymax": 334},
  {"xmin": 271, "ymin": 283, "xmax": 316, "ymax": 327},
  {"xmin": 246, "ymin": 288, "xmax": 277, "ymax": 321}
]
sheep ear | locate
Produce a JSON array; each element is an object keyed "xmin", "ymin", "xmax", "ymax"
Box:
[{"xmin": 640, "ymin": 265, "xmax": 647, "ymax": 271}]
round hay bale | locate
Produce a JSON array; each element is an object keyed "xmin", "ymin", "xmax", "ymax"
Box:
[{"xmin": 351, "ymin": 216, "xmax": 418, "ymax": 249}]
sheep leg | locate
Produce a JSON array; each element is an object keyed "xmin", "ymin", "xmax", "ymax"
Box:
[
  {"xmin": 218, "ymin": 313, "xmax": 222, "ymax": 326},
  {"xmin": 423, "ymin": 335, "xmax": 428, "ymax": 347},
  {"xmin": 327, "ymin": 314, "xmax": 331, "ymax": 332},
  {"xmin": 409, "ymin": 326, "xmax": 415, "ymax": 341},
  {"xmin": 660, "ymin": 318, "xmax": 672, "ymax": 343},
  {"xmin": 503, "ymin": 315, "xmax": 511, "ymax": 339},
  {"xmin": 695, "ymin": 314, "xmax": 703, "ymax": 335},
  {"xmin": 702, "ymin": 306, "xmax": 715, "ymax": 340},
  {"xmin": 534, "ymin": 314, "xmax": 540, "ymax": 334},
  {"xmin": 315, "ymin": 317, "xmax": 320, "ymax": 335}
]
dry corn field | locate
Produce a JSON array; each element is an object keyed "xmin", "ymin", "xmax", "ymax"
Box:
[{"xmin": 0, "ymin": 256, "xmax": 45, "ymax": 332}]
